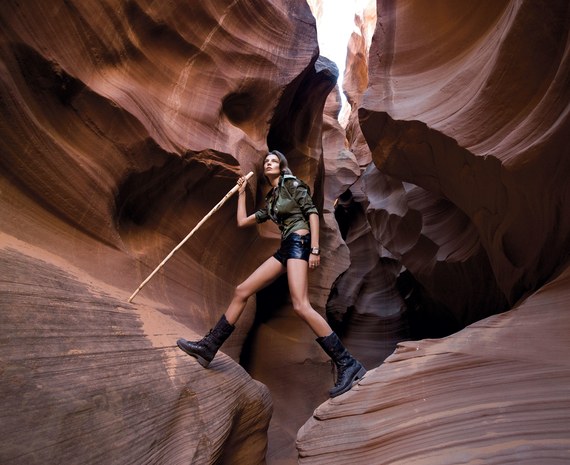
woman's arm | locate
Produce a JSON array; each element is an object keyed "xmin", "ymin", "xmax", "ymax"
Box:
[
  {"xmin": 309, "ymin": 213, "xmax": 319, "ymax": 249},
  {"xmin": 237, "ymin": 177, "xmax": 258, "ymax": 228},
  {"xmin": 308, "ymin": 212, "xmax": 321, "ymax": 269}
]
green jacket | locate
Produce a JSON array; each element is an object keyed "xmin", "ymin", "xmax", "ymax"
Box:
[{"xmin": 255, "ymin": 175, "xmax": 318, "ymax": 239}]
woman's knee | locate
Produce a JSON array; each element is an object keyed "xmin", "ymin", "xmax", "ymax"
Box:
[
  {"xmin": 292, "ymin": 301, "xmax": 313, "ymax": 319},
  {"xmin": 234, "ymin": 283, "xmax": 252, "ymax": 302}
]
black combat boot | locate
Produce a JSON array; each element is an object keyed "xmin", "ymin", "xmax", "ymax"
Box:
[
  {"xmin": 317, "ymin": 332, "xmax": 366, "ymax": 398},
  {"xmin": 176, "ymin": 315, "xmax": 235, "ymax": 368}
]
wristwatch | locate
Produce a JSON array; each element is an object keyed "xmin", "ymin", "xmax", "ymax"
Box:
[{"xmin": 310, "ymin": 247, "xmax": 320, "ymax": 256}]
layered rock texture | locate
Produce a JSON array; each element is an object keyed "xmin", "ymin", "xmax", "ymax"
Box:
[
  {"xmin": 0, "ymin": 1, "xmax": 330, "ymax": 463},
  {"xmin": 299, "ymin": 0, "xmax": 570, "ymax": 463},
  {"xmin": 1, "ymin": 0, "xmax": 569, "ymax": 464},
  {"xmin": 298, "ymin": 263, "xmax": 570, "ymax": 464}
]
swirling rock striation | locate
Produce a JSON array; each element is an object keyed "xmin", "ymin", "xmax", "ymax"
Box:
[
  {"xmin": 0, "ymin": 0, "xmax": 336, "ymax": 463},
  {"xmin": 0, "ymin": 238, "xmax": 272, "ymax": 465},
  {"xmin": 361, "ymin": 0, "xmax": 570, "ymax": 308},
  {"xmin": 299, "ymin": 0, "xmax": 570, "ymax": 463},
  {"xmin": 297, "ymin": 261, "xmax": 570, "ymax": 464}
]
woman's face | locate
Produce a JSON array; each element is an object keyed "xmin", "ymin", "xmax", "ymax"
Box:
[{"xmin": 264, "ymin": 154, "xmax": 281, "ymax": 177}]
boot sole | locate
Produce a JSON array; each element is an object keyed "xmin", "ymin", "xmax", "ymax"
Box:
[
  {"xmin": 330, "ymin": 366, "xmax": 367, "ymax": 398},
  {"xmin": 176, "ymin": 339, "xmax": 211, "ymax": 368}
]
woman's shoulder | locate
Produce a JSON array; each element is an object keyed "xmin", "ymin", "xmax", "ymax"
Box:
[{"xmin": 282, "ymin": 174, "xmax": 309, "ymax": 191}]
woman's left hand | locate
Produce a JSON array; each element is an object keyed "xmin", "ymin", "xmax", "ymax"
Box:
[{"xmin": 309, "ymin": 253, "xmax": 320, "ymax": 270}]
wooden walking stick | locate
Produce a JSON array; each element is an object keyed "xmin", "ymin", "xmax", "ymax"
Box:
[{"xmin": 128, "ymin": 171, "xmax": 254, "ymax": 303}]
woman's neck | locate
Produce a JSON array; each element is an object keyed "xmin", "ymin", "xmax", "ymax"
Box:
[{"xmin": 268, "ymin": 174, "xmax": 280, "ymax": 188}]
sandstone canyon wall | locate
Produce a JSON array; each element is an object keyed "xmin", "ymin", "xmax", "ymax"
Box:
[
  {"xmin": 0, "ymin": 1, "xmax": 335, "ymax": 463},
  {"xmin": 1, "ymin": 0, "xmax": 570, "ymax": 464},
  {"xmin": 298, "ymin": 0, "xmax": 570, "ymax": 463}
]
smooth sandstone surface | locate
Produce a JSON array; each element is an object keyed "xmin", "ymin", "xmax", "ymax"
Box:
[
  {"xmin": 298, "ymin": 0, "xmax": 570, "ymax": 463},
  {"xmin": 0, "ymin": 1, "xmax": 329, "ymax": 463},
  {"xmin": 298, "ymin": 262, "xmax": 570, "ymax": 464},
  {"xmin": 1, "ymin": 234, "xmax": 272, "ymax": 465},
  {"xmin": 1, "ymin": 0, "xmax": 570, "ymax": 464}
]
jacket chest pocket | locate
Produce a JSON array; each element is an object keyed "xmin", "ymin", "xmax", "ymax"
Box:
[{"xmin": 274, "ymin": 196, "xmax": 298, "ymax": 220}]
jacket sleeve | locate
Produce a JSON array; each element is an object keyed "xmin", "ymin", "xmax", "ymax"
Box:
[
  {"xmin": 255, "ymin": 205, "xmax": 270, "ymax": 223},
  {"xmin": 255, "ymin": 194, "xmax": 271, "ymax": 223}
]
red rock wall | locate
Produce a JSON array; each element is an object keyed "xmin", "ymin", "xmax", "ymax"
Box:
[
  {"xmin": 0, "ymin": 0, "xmax": 335, "ymax": 463},
  {"xmin": 298, "ymin": 0, "xmax": 570, "ymax": 463},
  {"xmin": 326, "ymin": 0, "xmax": 570, "ymax": 361},
  {"xmin": 361, "ymin": 0, "xmax": 570, "ymax": 307},
  {"xmin": 298, "ymin": 261, "xmax": 570, "ymax": 464}
]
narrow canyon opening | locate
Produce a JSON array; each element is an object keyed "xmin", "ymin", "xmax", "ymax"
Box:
[{"xmin": 308, "ymin": 0, "xmax": 377, "ymax": 125}]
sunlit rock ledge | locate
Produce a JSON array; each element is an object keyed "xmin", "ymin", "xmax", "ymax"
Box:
[{"xmin": 1, "ymin": 233, "xmax": 272, "ymax": 464}]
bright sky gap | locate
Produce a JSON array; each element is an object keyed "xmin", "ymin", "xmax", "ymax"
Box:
[{"xmin": 307, "ymin": 0, "xmax": 357, "ymax": 124}]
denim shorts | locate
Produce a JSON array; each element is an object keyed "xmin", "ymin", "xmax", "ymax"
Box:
[{"xmin": 273, "ymin": 233, "xmax": 311, "ymax": 265}]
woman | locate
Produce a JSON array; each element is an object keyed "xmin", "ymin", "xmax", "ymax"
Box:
[{"xmin": 177, "ymin": 150, "xmax": 366, "ymax": 398}]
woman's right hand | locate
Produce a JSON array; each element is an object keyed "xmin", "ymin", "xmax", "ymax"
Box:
[{"xmin": 238, "ymin": 176, "xmax": 248, "ymax": 194}]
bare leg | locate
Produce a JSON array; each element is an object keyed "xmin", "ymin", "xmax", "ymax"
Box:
[
  {"xmin": 225, "ymin": 256, "xmax": 286, "ymax": 325},
  {"xmin": 286, "ymin": 259, "xmax": 332, "ymax": 337}
]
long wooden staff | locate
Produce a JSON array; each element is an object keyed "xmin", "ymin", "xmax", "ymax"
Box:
[{"xmin": 128, "ymin": 171, "xmax": 254, "ymax": 302}]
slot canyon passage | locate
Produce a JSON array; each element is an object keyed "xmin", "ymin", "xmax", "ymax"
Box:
[{"xmin": 1, "ymin": 0, "xmax": 570, "ymax": 463}]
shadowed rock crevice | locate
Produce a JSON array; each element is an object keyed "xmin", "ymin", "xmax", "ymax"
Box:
[
  {"xmin": 222, "ymin": 91, "xmax": 257, "ymax": 125},
  {"xmin": 116, "ymin": 147, "xmax": 239, "ymax": 231},
  {"xmin": 359, "ymin": 109, "xmax": 569, "ymax": 307},
  {"xmin": 221, "ymin": 79, "xmax": 278, "ymax": 139},
  {"xmin": 364, "ymin": 164, "xmax": 510, "ymax": 327},
  {"xmin": 12, "ymin": 43, "xmax": 87, "ymax": 105},
  {"xmin": 326, "ymin": 162, "xmax": 508, "ymax": 366},
  {"xmin": 267, "ymin": 56, "xmax": 337, "ymax": 189}
]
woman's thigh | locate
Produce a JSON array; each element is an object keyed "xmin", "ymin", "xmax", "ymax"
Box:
[
  {"xmin": 237, "ymin": 256, "xmax": 286, "ymax": 297},
  {"xmin": 286, "ymin": 258, "xmax": 309, "ymax": 305}
]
